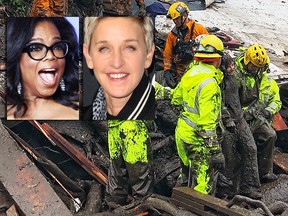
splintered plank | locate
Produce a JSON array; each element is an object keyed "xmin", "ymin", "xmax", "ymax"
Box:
[
  {"xmin": 171, "ymin": 187, "xmax": 254, "ymax": 216},
  {"xmin": 273, "ymin": 151, "xmax": 288, "ymax": 174},
  {"xmin": 0, "ymin": 121, "xmax": 72, "ymax": 216},
  {"xmin": 29, "ymin": 121, "xmax": 108, "ymax": 186},
  {"xmin": 273, "ymin": 112, "xmax": 288, "ymax": 131}
]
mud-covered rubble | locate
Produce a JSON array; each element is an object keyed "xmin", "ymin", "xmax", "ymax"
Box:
[{"xmin": 2, "ymin": 110, "xmax": 288, "ymax": 215}]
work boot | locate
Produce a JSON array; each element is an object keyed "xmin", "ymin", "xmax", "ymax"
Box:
[{"xmin": 260, "ymin": 173, "xmax": 278, "ymax": 183}]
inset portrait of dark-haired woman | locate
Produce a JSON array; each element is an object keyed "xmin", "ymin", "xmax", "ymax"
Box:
[{"xmin": 7, "ymin": 17, "xmax": 79, "ymax": 120}]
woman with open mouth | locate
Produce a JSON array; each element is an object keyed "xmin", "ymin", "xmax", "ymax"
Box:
[{"xmin": 7, "ymin": 17, "xmax": 79, "ymax": 120}]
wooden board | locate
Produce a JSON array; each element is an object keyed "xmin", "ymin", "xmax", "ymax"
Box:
[
  {"xmin": 172, "ymin": 187, "xmax": 255, "ymax": 216},
  {"xmin": 0, "ymin": 121, "xmax": 72, "ymax": 216},
  {"xmin": 273, "ymin": 151, "xmax": 288, "ymax": 174}
]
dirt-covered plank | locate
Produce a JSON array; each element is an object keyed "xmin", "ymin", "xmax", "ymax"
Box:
[{"xmin": 0, "ymin": 121, "xmax": 72, "ymax": 216}]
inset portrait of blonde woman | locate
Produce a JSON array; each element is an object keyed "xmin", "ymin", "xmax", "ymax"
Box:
[{"xmin": 83, "ymin": 16, "xmax": 155, "ymax": 120}]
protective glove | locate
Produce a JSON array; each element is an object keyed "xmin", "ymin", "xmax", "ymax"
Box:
[
  {"xmin": 203, "ymin": 137, "xmax": 225, "ymax": 170},
  {"xmin": 211, "ymin": 150, "xmax": 225, "ymax": 171},
  {"xmin": 225, "ymin": 121, "xmax": 236, "ymax": 133},
  {"xmin": 243, "ymin": 109, "xmax": 254, "ymax": 121},
  {"xmin": 137, "ymin": 2, "xmax": 146, "ymax": 17},
  {"xmin": 261, "ymin": 109, "xmax": 272, "ymax": 119},
  {"xmin": 164, "ymin": 69, "xmax": 178, "ymax": 89}
]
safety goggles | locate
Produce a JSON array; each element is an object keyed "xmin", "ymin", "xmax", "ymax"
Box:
[
  {"xmin": 22, "ymin": 41, "xmax": 69, "ymax": 61},
  {"xmin": 196, "ymin": 44, "xmax": 224, "ymax": 56}
]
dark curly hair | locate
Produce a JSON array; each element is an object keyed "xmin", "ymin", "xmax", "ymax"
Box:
[
  {"xmin": 7, "ymin": 17, "xmax": 79, "ymax": 118},
  {"xmin": 220, "ymin": 52, "xmax": 235, "ymax": 75}
]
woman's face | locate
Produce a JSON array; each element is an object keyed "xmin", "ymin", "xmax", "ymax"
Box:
[
  {"xmin": 84, "ymin": 17, "xmax": 154, "ymax": 101},
  {"xmin": 20, "ymin": 21, "xmax": 65, "ymax": 99}
]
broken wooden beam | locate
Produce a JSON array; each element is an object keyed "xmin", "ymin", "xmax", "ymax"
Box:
[
  {"xmin": 171, "ymin": 187, "xmax": 254, "ymax": 216},
  {"xmin": 273, "ymin": 151, "xmax": 288, "ymax": 174},
  {"xmin": 0, "ymin": 121, "xmax": 73, "ymax": 216},
  {"xmin": 4, "ymin": 125, "xmax": 85, "ymax": 206},
  {"xmin": 275, "ymin": 128, "xmax": 288, "ymax": 152},
  {"xmin": 273, "ymin": 112, "xmax": 288, "ymax": 131},
  {"xmin": 29, "ymin": 121, "xmax": 108, "ymax": 186}
]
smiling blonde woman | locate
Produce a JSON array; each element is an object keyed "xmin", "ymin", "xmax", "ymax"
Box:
[{"xmin": 83, "ymin": 16, "xmax": 156, "ymax": 120}]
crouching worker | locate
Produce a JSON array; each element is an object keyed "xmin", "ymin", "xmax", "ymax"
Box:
[
  {"xmin": 106, "ymin": 120, "xmax": 154, "ymax": 207},
  {"xmin": 218, "ymin": 53, "xmax": 262, "ymax": 199},
  {"xmin": 172, "ymin": 35, "xmax": 225, "ymax": 194},
  {"xmin": 234, "ymin": 44, "xmax": 282, "ymax": 183}
]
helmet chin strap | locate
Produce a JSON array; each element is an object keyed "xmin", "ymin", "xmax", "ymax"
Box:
[{"xmin": 180, "ymin": 15, "xmax": 187, "ymax": 28}]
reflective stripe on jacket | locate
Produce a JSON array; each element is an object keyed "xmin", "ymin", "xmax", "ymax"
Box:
[{"xmin": 172, "ymin": 62, "xmax": 223, "ymax": 144}]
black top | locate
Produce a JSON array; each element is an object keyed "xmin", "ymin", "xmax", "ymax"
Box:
[
  {"xmin": 107, "ymin": 74, "xmax": 155, "ymax": 120},
  {"xmin": 82, "ymin": 74, "xmax": 156, "ymax": 120}
]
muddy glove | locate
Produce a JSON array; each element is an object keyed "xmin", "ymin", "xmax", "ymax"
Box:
[
  {"xmin": 243, "ymin": 109, "xmax": 254, "ymax": 121},
  {"xmin": 137, "ymin": 2, "xmax": 146, "ymax": 17},
  {"xmin": 261, "ymin": 109, "xmax": 272, "ymax": 120},
  {"xmin": 225, "ymin": 121, "xmax": 236, "ymax": 133},
  {"xmin": 164, "ymin": 69, "xmax": 178, "ymax": 88},
  {"xmin": 211, "ymin": 149, "xmax": 225, "ymax": 171},
  {"xmin": 203, "ymin": 137, "xmax": 225, "ymax": 170}
]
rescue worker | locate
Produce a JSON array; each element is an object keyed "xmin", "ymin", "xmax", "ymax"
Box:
[
  {"xmin": 218, "ymin": 53, "xmax": 262, "ymax": 199},
  {"xmin": 30, "ymin": 0, "xmax": 68, "ymax": 16},
  {"xmin": 103, "ymin": 0, "xmax": 146, "ymax": 16},
  {"xmin": 106, "ymin": 120, "xmax": 154, "ymax": 206},
  {"xmin": 234, "ymin": 44, "xmax": 282, "ymax": 183},
  {"xmin": 163, "ymin": 2, "xmax": 208, "ymax": 88},
  {"xmin": 171, "ymin": 35, "xmax": 225, "ymax": 194}
]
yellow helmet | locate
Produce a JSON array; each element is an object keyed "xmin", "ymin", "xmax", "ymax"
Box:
[
  {"xmin": 194, "ymin": 34, "xmax": 224, "ymax": 58},
  {"xmin": 167, "ymin": 2, "xmax": 189, "ymax": 19},
  {"xmin": 244, "ymin": 44, "xmax": 269, "ymax": 67}
]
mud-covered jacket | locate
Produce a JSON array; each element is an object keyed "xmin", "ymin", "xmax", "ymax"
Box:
[
  {"xmin": 220, "ymin": 73, "xmax": 244, "ymax": 125},
  {"xmin": 234, "ymin": 54, "xmax": 282, "ymax": 118},
  {"xmin": 171, "ymin": 62, "xmax": 223, "ymax": 144},
  {"xmin": 163, "ymin": 20, "xmax": 208, "ymax": 78}
]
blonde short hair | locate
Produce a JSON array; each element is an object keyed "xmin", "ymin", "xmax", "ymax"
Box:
[{"xmin": 84, "ymin": 16, "xmax": 154, "ymax": 52}]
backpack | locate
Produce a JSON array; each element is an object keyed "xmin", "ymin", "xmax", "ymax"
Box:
[{"xmin": 173, "ymin": 22, "xmax": 195, "ymax": 63}]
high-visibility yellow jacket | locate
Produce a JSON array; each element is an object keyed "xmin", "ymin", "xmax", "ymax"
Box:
[
  {"xmin": 234, "ymin": 54, "xmax": 282, "ymax": 115},
  {"xmin": 171, "ymin": 62, "xmax": 223, "ymax": 144}
]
